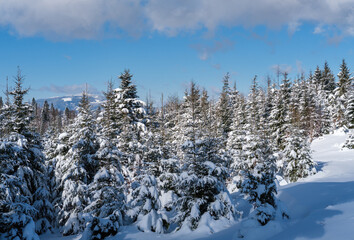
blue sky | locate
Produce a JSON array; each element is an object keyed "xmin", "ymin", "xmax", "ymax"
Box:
[{"xmin": 0, "ymin": 0, "xmax": 354, "ymax": 103}]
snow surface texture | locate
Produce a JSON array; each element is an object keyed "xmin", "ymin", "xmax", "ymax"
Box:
[{"xmin": 40, "ymin": 129, "xmax": 354, "ymax": 240}]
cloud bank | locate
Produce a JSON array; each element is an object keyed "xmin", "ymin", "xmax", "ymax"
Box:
[{"xmin": 0, "ymin": 0, "xmax": 354, "ymax": 40}]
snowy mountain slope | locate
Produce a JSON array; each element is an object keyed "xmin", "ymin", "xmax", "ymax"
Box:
[
  {"xmin": 40, "ymin": 129, "xmax": 354, "ymax": 240},
  {"xmin": 36, "ymin": 95, "xmax": 104, "ymax": 111}
]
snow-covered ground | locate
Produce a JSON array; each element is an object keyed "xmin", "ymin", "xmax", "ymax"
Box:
[{"xmin": 42, "ymin": 129, "xmax": 354, "ymax": 240}]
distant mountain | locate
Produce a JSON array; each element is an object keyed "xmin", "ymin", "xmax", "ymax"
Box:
[{"xmin": 36, "ymin": 94, "xmax": 104, "ymax": 111}]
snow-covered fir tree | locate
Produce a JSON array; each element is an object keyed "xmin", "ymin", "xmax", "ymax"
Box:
[
  {"xmin": 115, "ymin": 70, "xmax": 147, "ymax": 183},
  {"xmin": 0, "ymin": 69, "xmax": 53, "ymax": 239},
  {"xmin": 0, "ymin": 79, "xmax": 13, "ymax": 138},
  {"xmin": 55, "ymin": 91, "xmax": 99, "ymax": 236},
  {"xmin": 299, "ymin": 75, "xmax": 317, "ymax": 138},
  {"xmin": 282, "ymin": 126, "xmax": 316, "ymax": 182},
  {"xmin": 127, "ymin": 174, "xmax": 165, "ymax": 233},
  {"xmin": 342, "ymin": 134, "xmax": 354, "ymax": 149},
  {"xmin": 216, "ymin": 73, "xmax": 233, "ymax": 143},
  {"xmin": 227, "ymin": 94, "xmax": 247, "ymax": 192},
  {"xmin": 322, "ymin": 61, "xmax": 336, "ymax": 93},
  {"xmin": 333, "ymin": 59, "xmax": 353, "ymax": 127},
  {"xmin": 237, "ymin": 132, "xmax": 280, "ymax": 225},
  {"xmin": 346, "ymin": 86, "xmax": 354, "ymax": 129},
  {"xmin": 81, "ymin": 81, "xmax": 126, "ymax": 240},
  {"xmin": 172, "ymin": 82, "xmax": 235, "ymax": 231},
  {"xmin": 269, "ymin": 73, "xmax": 292, "ymax": 151}
]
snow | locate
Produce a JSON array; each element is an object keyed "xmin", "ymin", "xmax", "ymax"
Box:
[
  {"xmin": 23, "ymin": 219, "xmax": 40, "ymax": 240},
  {"xmin": 40, "ymin": 129, "xmax": 354, "ymax": 240},
  {"xmin": 63, "ymin": 97, "xmax": 72, "ymax": 102},
  {"xmin": 59, "ymin": 132, "xmax": 68, "ymax": 140}
]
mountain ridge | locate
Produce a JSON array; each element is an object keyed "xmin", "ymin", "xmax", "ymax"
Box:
[{"xmin": 36, "ymin": 94, "xmax": 104, "ymax": 111}]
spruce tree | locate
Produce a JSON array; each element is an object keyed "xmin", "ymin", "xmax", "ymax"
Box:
[
  {"xmin": 127, "ymin": 174, "xmax": 165, "ymax": 233},
  {"xmin": 337, "ymin": 59, "xmax": 352, "ymax": 97},
  {"xmin": 299, "ymin": 75, "xmax": 316, "ymax": 139},
  {"xmin": 282, "ymin": 126, "xmax": 316, "ymax": 182},
  {"xmin": 227, "ymin": 95, "xmax": 247, "ymax": 192},
  {"xmin": 216, "ymin": 73, "xmax": 233, "ymax": 142},
  {"xmin": 115, "ymin": 70, "xmax": 147, "ymax": 183},
  {"xmin": 82, "ymin": 81, "xmax": 126, "ymax": 240},
  {"xmin": 237, "ymin": 133, "xmax": 279, "ymax": 225},
  {"xmin": 56, "ymin": 91, "xmax": 99, "ymax": 235},
  {"xmin": 247, "ymin": 76, "xmax": 262, "ymax": 133},
  {"xmin": 173, "ymin": 82, "xmax": 235, "ymax": 231},
  {"xmin": 269, "ymin": 73, "xmax": 291, "ymax": 151},
  {"xmin": 41, "ymin": 100, "xmax": 50, "ymax": 135},
  {"xmin": 0, "ymin": 69, "xmax": 53, "ymax": 239},
  {"xmin": 346, "ymin": 87, "xmax": 354, "ymax": 129},
  {"xmin": 342, "ymin": 134, "xmax": 354, "ymax": 149},
  {"xmin": 322, "ymin": 61, "xmax": 336, "ymax": 93},
  {"xmin": 333, "ymin": 59, "xmax": 353, "ymax": 127}
]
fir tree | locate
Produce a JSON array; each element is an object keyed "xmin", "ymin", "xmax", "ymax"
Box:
[
  {"xmin": 227, "ymin": 95, "xmax": 247, "ymax": 192},
  {"xmin": 322, "ymin": 61, "xmax": 336, "ymax": 93},
  {"xmin": 101, "ymin": 80, "xmax": 120, "ymax": 142},
  {"xmin": 172, "ymin": 82, "xmax": 235, "ymax": 230},
  {"xmin": 346, "ymin": 86, "xmax": 354, "ymax": 129},
  {"xmin": 83, "ymin": 140, "xmax": 125, "ymax": 240},
  {"xmin": 56, "ymin": 91, "xmax": 99, "ymax": 235},
  {"xmin": 115, "ymin": 70, "xmax": 147, "ymax": 183},
  {"xmin": 299, "ymin": 75, "xmax": 316, "ymax": 139},
  {"xmin": 127, "ymin": 174, "xmax": 165, "ymax": 233},
  {"xmin": 237, "ymin": 134, "xmax": 279, "ymax": 225},
  {"xmin": 0, "ymin": 77, "xmax": 13, "ymax": 137},
  {"xmin": 81, "ymin": 80, "xmax": 126, "ymax": 240},
  {"xmin": 9, "ymin": 68, "xmax": 32, "ymax": 136},
  {"xmin": 270, "ymin": 73, "xmax": 291, "ymax": 150},
  {"xmin": 41, "ymin": 100, "xmax": 50, "ymax": 135},
  {"xmin": 247, "ymin": 76, "xmax": 262, "ymax": 133},
  {"xmin": 342, "ymin": 134, "xmax": 354, "ymax": 149},
  {"xmin": 282, "ymin": 127, "xmax": 316, "ymax": 182},
  {"xmin": 174, "ymin": 138, "xmax": 235, "ymax": 230},
  {"xmin": 337, "ymin": 59, "xmax": 352, "ymax": 97},
  {"xmin": 216, "ymin": 73, "xmax": 233, "ymax": 141},
  {"xmin": 333, "ymin": 59, "xmax": 353, "ymax": 127},
  {"xmin": 0, "ymin": 69, "xmax": 53, "ymax": 239}
]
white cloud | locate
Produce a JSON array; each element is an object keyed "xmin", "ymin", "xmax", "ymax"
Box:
[
  {"xmin": 314, "ymin": 25, "xmax": 325, "ymax": 34},
  {"xmin": 191, "ymin": 39, "xmax": 234, "ymax": 60},
  {"xmin": 0, "ymin": 0, "xmax": 144, "ymax": 40},
  {"xmin": 145, "ymin": 0, "xmax": 354, "ymax": 37},
  {"xmin": 1, "ymin": 0, "xmax": 354, "ymax": 39}
]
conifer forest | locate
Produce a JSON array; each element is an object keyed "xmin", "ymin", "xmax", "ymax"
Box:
[{"xmin": 0, "ymin": 60, "xmax": 353, "ymax": 240}]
